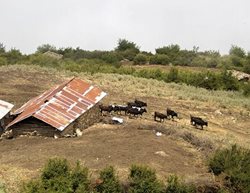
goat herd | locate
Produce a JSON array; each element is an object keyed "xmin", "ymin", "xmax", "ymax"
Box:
[{"xmin": 99, "ymin": 99, "xmax": 208, "ymax": 129}]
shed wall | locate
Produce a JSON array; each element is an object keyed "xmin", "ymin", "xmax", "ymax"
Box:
[
  {"xmin": 62, "ymin": 103, "xmax": 101, "ymax": 135},
  {"xmin": 9, "ymin": 117, "xmax": 59, "ymax": 137}
]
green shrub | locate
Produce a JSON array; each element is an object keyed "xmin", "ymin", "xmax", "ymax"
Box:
[
  {"xmin": 0, "ymin": 57, "xmax": 7, "ymax": 66},
  {"xmin": 242, "ymin": 83, "xmax": 250, "ymax": 97},
  {"xmin": 41, "ymin": 158, "xmax": 72, "ymax": 192},
  {"xmin": 21, "ymin": 158, "xmax": 92, "ymax": 193},
  {"xmin": 243, "ymin": 64, "xmax": 250, "ymax": 74},
  {"xmin": 71, "ymin": 161, "xmax": 90, "ymax": 192},
  {"xmin": 20, "ymin": 180, "xmax": 44, "ymax": 193},
  {"xmin": 209, "ymin": 145, "xmax": 250, "ymax": 193},
  {"xmin": 0, "ymin": 182, "xmax": 7, "ymax": 193},
  {"xmin": 29, "ymin": 54, "xmax": 60, "ymax": 68},
  {"xmin": 128, "ymin": 165, "xmax": 164, "ymax": 193},
  {"xmin": 41, "ymin": 158, "xmax": 70, "ymax": 182},
  {"xmin": 218, "ymin": 71, "xmax": 239, "ymax": 91},
  {"xmin": 101, "ymin": 52, "xmax": 122, "ymax": 64},
  {"xmin": 96, "ymin": 166, "xmax": 122, "ymax": 193},
  {"xmin": 149, "ymin": 54, "xmax": 170, "ymax": 65},
  {"xmin": 167, "ymin": 67, "xmax": 179, "ymax": 83},
  {"xmin": 165, "ymin": 175, "xmax": 195, "ymax": 193},
  {"xmin": 133, "ymin": 54, "xmax": 148, "ymax": 65}
]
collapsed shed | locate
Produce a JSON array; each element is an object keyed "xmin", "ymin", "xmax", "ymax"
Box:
[
  {"xmin": 0, "ymin": 100, "xmax": 14, "ymax": 133},
  {"xmin": 6, "ymin": 78, "xmax": 106, "ymax": 137}
]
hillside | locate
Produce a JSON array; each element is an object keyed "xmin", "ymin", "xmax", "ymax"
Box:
[{"xmin": 0, "ymin": 65, "xmax": 249, "ymax": 193}]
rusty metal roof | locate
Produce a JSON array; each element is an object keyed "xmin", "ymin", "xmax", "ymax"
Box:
[
  {"xmin": 7, "ymin": 78, "xmax": 107, "ymax": 131},
  {"xmin": 0, "ymin": 100, "xmax": 14, "ymax": 120}
]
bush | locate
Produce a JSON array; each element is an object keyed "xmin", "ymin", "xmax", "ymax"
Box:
[
  {"xmin": 20, "ymin": 180, "xmax": 44, "ymax": 193},
  {"xmin": 71, "ymin": 161, "xmax": 90, "ymax": 192},
  {"xmin": 231, "ymin": 56, "xmax": 244, "ymax": 67},
  {"xmin": 167, "ymin": 67, "xmax": 179, "ymax": 83},
  {"xmin": 242, "ymin": 83, "xmax": 250, "ymax": 97},
  {"xmin": 149, "ymin": 54, "xmax": 170, "ymax": 65},
  {"xmin": 21, "ymin": 158, "xmax": 92, "ymax": 193},
  {"xmin": 96, "ymin": 166, "xmax": 122, "ymax": 193},
  {"xmin": 209, "ymin": 145, "xmax": 250, "ymax": 193},
  {"xmin": 218, "ymin": 71, "xmax": 239, "ymax": 91},
  {"xmin": 29, "ymin": 54, "xmax": 60, "ymax": 68},
  {"xmin": 0, "ymin": 57, "xmax": 7, "ymax": 66},
  {"xmin": 128, "ymin": 165, "xmax": 164, "ymax": 193},
  {"xmin": 41, "ymin": 158, "xmax": 70, "ymax": 182},
  {"xmin": 166, "ymin": 175, "xmax": 195, "ymax": 193},
  {"xmin": 133, "ymin": 54, "xmax": 148, "ymax": 65},
  {"xmin": 101, "ymin": 52, "xmax": 122, "ymax": 64},
  {"xmin": 41, "ymin": 158, "xmax": 72, "ymax": 192}
]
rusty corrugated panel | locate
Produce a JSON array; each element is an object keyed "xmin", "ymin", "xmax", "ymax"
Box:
[
  {"xmin": 0, "ymin": 100, "xmax": 14, "ymax": 120},
  {"xmin": 7, "ymin": 78, "xmax": 106, "ymax": 131}
]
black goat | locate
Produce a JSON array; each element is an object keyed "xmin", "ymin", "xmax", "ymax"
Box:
[
  {"xmin": 99, "ymin": 104, "xmax": 113, "ymax": 115},
  {"xmin": 166, "ymin": 108, "xmax": 178, "ymax": 119},
  {"xmin": 190, "ymin": 115, "xmax": 208, "ymax": 129},
  {"xmin": 154, "ymin": 112, "xmax": 168, "ymax": 122},
  {"xmin": 135, "ymin": 99, "xmax": 147, "ymax": 107},
  {"xmin": 113, "ymin": 105, "xmax": 128, "ymax": 115},
  {"xmin": 127, "ymin": 99, "xmax": 147, "ymax": 108},
  {"xmin": 126, "ymin": 107, "xmax": 147, "ymax": 117},
  {"xmin": 127, "ymin": 102, "xmax": 138, "ymax": 107}
]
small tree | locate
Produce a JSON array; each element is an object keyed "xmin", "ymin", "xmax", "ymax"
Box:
[
  {"xmin": 219, "ymin": 70, "xmax": 239, "ymax": 91},
  {"xmin": 115, "ymin": 39, "xmax": 140, "ymax": 61},
  {"xmin": 96, "ymin": 166, "xmax": 122, "ymax": 193},
  {"xmin": 209, "ymin": 145, "xmax": 250, "ymax": 193},
  {"xmin": 229, "ymin": 45, "xmax": 246, "ymax": 58},
  {"xmin": 71, "ymin": 161, "xmax": 90, "ymax": 192},
  {"xmin": 0, "ymin": 43, "xmax": 6, "ymax": 54},
  {"xmin": 128, "ymin": 165, "xmax": 164, "ymax": 193},
  {"xmin": 5, "ymin": 48, "xmax": 22, "ymax": 64},
  {"xmin": 166, "ymin": 175, "xmax": 195, "ymax": 193},
  {"xmin": 41, "ymin": 158, "xmax": 72, "ymax": 192},
  {"xmin": 36, "ymin": 44, "xmax": 57, "ymax": 54},
  {"xmin": 115, "ymin": 39, "xmax": 140, "ymax": 53}
]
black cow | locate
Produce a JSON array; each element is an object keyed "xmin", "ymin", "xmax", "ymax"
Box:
[
  {"xmin": 166, "ymin": 108, "xmax": 178, "ymax": 119},
  {"xmin": 154, "ymin": 112, "xmax": 168, "ymax": 122},
  {"xmin": 135, "ymin": 99, "xmax": 147, "ymax": 107},
  {"xmin": 126, "ymin": 107, "xmax": 147, "ymax": 117},
  {"xmin": 99, "ymin": 104, "xmax": 113, "ymax": 115},
  {"xmin": 127, "ymin": 99, "xmax": 147, "ymax": 108},
  {"xmin": 113, "ymin": 105, "xmax": 128, "ymax": 115},
  {"xmin": 127, "ymin": 102, "xmax": 138, "ymax": 107},
  {"xmin": 190, "ymin": 115, "xmax": 208, "ymax": 129}
]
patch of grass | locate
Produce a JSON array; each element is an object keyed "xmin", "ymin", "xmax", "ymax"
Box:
[
  {"xmin": 1, "ymin": 64, "xmax": 249, "ymax": 110},
  {"xmin": 0, "ymin": 182, "xmax": 6, "ymax": 193}
]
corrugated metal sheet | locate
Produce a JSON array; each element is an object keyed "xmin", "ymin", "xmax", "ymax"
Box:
[
  {"xmin": 7, "ymin": 78, "xmax": 107, "ymax": 131},
  {"xmin": 0, "ymin": 100, "xmax": 14, "ymax": 120}
]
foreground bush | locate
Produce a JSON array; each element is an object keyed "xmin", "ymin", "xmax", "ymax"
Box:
[
  {"xmin": 128, "ymin": 165, "xmax": 164, "ymax": 193},
  {"xmin": 209, "ymin": 145, "xmax": 250, "ymax": 193},
  {"xmin": 242, "ymin": 83, "xmax": 250, "ymax": 97},
  {"xmin": 166, "ymin": 175, "xmax": 195, "ymax": 193},
  {"xmin": 96, "ymin": 166, "xmax": 122, "ymax": 193},
  {"xmin": 21, "ymin": 158, "xmax": 90, "ymax": 193}
]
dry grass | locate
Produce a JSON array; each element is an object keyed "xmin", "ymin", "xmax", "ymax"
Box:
[{"xmin": 2, "ymin": 64, "xmax": 249, "ymax": 111}]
